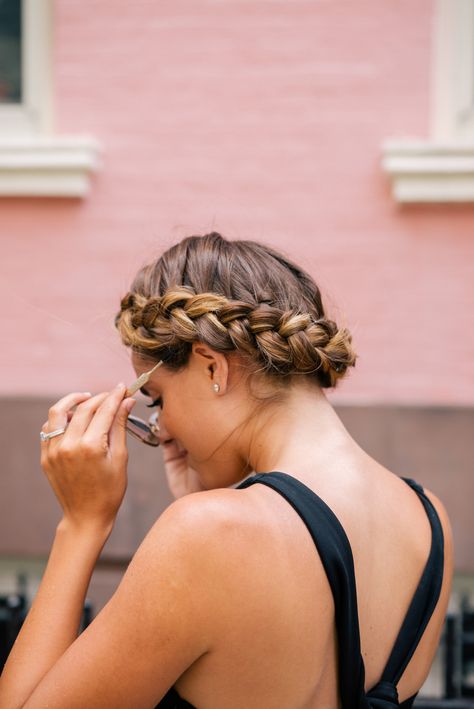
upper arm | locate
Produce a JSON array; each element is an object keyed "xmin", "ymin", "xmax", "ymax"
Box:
[{"xmin": 23, "ymin": 492, "xmax": 233, "ymax": 709}]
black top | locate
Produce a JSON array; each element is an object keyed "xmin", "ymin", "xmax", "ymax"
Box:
[{"xmin": 155, "ymin": 471, "xmax": 445, "ymax": 708}]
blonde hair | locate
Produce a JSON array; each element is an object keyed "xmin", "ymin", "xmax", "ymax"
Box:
[{"xmin": 116, "ymin": 232, "xmax": 356, "ymax": 389}]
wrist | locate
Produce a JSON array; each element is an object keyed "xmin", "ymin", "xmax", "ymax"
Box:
[{"xmin": 56, "ymin": 517, "xmax": 114, "ymax": 544}]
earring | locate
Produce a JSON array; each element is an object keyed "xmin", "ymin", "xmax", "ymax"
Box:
[{"xmin": 213, "ymin": 383, "xmax": 220, "ymax": 393}]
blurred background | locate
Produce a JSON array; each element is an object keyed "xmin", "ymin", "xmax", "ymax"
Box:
[{"xmin": 0, "ymin": 0, "xmax": 473, "ymax": 702}]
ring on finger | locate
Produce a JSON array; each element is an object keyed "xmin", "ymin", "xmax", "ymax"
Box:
[{"xmin": 40, "ymin": 426, "xmax": 68, "ymax": 442}]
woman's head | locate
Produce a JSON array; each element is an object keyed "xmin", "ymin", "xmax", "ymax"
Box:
[
  {"xmin": 116, "ymin": 231, "xmax": 356, "ymax": 388},
  {"xmin": 116, "ymin": 232, "xmax": 357, "ymax": 485}
]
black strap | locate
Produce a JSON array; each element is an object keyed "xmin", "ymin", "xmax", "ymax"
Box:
[
  {"xmin": 237, "ymin": 472, "xmax": 367, "ymax": 706},
  {"xmin": 155, "ymin": 686, "xmax": 196, "ymax": 708},
  {"xmin": 378, "ymin": 477, "xmax": 445, "ymax": 686},
  {"xmin": 237, "ymin": 471, "xmax": 445, "ymax": 709}
]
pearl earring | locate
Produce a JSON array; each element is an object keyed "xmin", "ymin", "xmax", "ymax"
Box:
[{"xmin": 213, "ymin": 383, "xmax": 220, "ymax": 393}]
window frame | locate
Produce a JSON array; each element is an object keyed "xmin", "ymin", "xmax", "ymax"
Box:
[
  {"xmin": 382, "ymin": 0, "xmax": 474, "ymax": 203},
  {"xmin": 0, "ymin": 0, "xmax": 101, "ymax": 198}
]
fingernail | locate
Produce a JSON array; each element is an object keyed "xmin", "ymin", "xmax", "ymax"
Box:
[
  {"xmin": 116, "ymin": 382, "xmax": 125, "ymax": 390},
  {"xmin": 125, "ymin": 398, "xmax": 136, "ymax": 412},
  {"xmin": 83, "ymin": 392, "xmax": 92, "ymax": 397}
]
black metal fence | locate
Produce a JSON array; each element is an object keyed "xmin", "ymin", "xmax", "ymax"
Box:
[{"xmin": 441, "ymin": 595, "xmax": 474, "ymax": 702}]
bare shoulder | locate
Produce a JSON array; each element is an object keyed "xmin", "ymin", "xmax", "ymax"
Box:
[
  {"xmin": 135, "ymin": 486, "xmax": 256, "ymax": 580},
  {"xmin": 149, "ymin": 486, "xmax": 253, "ymax": 541}
]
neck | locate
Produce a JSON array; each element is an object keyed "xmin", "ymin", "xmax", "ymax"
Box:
[{"xmin": 240, "ymin": 384, "xmax": 356, "ymax": 479}]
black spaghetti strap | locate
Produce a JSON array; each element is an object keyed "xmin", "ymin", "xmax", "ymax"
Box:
[
  {"xmin": 376, "ymin": 477, "xmax": 445, "ymax": 686},
  {"xmin": 237, "ymin": 472, "xmax": 367, "ymax": 707}
]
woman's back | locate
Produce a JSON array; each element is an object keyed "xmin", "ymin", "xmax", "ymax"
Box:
[{"xmin": 170, "ymin": 457, "xmax": 453, "ymax": 708}]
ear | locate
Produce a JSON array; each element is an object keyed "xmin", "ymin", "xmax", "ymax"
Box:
[{"xmin": 191, "ymin": 343, "xmax": 229, "ymax": 394}]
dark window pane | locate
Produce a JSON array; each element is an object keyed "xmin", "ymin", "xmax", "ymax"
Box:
[{"xmin": 0, "ymin": 0, "xmax": 22, "ymax": 103}]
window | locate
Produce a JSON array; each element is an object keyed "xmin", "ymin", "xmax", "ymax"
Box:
[
  {"xmin": 0, "ymin": 0, "xmax": 100, "ymax": 197},
  {"xmin": 0, "ymin": 0, "xmax": 22, "ymax": 104},
  {"xmin": 382, "ymin": 0, "xmax": 474, "ymax": 203}
]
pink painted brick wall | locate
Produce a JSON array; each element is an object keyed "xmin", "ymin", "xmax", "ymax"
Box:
[{"xmin": 1, "ymin": 0, "xmax": 473, "ymax": 404}]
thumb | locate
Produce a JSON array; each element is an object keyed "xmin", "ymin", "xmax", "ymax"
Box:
[{"xmin": 110, "ymin": 397, "xmax": 136, "ymax": 452}]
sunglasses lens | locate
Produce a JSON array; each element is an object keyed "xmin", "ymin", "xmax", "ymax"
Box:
[{"xmin": 126, "ymin": 415, "xmax": 160, "ymax": 447}]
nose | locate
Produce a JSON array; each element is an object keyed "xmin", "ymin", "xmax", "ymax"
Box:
[{"xmin": 156, "ymin": 418, "xmax": 174, "ymax": 446}]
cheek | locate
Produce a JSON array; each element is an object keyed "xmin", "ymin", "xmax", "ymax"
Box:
[
  {"xmin": 161, "ymin": 394, "xmax": 224, "ymax": 455},
  {"xmin": 160, "ymin": 400, "xmax": 198, "ymax": 445},
  {"xmin": 184, "ymin": 418, "xmax": 219, "ymax": 459}
]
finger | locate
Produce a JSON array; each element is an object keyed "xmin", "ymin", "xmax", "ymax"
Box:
[
  {"xmin": 162, "ymin": 439, "xmax": 188, "ymax": 464},
  {"xmin": 109, "ymin": 398, "xmax": 136, "ymax": 453},
  {"xmin": 85, "ymin": 383, "xmax": 127, "ymax": 440},
  {"xmin": 44, "ymin": 392, "xmax": 92, "ymax": 438},
  {"xmin": 62, "ymin": 392, "xmax": 109, "ymax": 440},
  {"xmin": 158, "ymin": 421, "xmax": 186, "ymax": 459}
]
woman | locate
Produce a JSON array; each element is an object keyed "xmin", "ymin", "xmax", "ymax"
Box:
[{"xmin": 0, "ymin": 232, "xmax": 453, "ymax": 708}]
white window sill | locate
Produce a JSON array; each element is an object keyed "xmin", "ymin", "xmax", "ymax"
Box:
[
  {"xmin": 0, "ymin": 136, "xmax": 102, "ymax": 197},
  {"xmin": 382, "ymin": 139, "xmax": 474, "ymax": 203}
]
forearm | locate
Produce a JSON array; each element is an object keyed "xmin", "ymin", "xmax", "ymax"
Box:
[{"xmin": 0, "ymin": 519, "xmax": 111, "ymax": 708}]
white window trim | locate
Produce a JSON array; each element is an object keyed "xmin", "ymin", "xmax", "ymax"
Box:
[
  {"xmin": 382, "ymin": 0, "xmax": 474, "ymax": 203},
  {"xmin": 0, "ymin": 0, "xmax": 101, "ymax": 198},
  {"xmin": 0, "ymin": 136, "xmax": 102, "ymax": 197}
]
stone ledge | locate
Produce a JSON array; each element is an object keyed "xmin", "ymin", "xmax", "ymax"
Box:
[
  {"xmin": 0, "ymin": 136, "xmax": 102, "ymax": 197},
  {"xmin": 382, "ymin": 139, "xmax": 474, "ymax": 203}
]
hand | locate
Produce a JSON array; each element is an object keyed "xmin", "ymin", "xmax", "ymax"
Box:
[
  {"xmin": 40, "ymin": 384, "xmax": 136, "ymax": 532},
  {"xmin": 158, "ymin": 420, "xmax": 206, "ymax": 499}
]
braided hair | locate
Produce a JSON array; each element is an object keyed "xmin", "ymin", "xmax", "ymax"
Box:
[{"xmin": 116, "ymin": 232, "xmax": 356, "ymax": 389}]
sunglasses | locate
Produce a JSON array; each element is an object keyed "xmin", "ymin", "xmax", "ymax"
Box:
[{"xmin": 125, "ymin": 361, "xmax": 163, "ymax": 447}]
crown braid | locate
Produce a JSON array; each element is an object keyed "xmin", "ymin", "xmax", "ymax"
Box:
[{"xmin": 116, "ymin": 276, "xmax": 356, "ymax": 387}]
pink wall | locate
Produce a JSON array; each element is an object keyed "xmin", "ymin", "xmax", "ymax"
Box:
[{"xmin": 1, "ymin": 0, "xmax": 473, "ymax": 404}]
